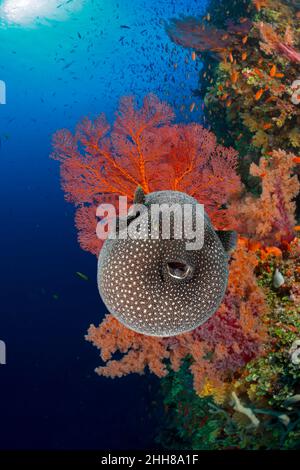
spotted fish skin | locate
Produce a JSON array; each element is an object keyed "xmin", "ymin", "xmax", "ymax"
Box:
[{"xmin": 97, "ymin": 190, "xmax": 232, "ymax": 337}]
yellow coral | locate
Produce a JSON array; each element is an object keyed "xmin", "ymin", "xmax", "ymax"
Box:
[
  {"xmin": 198, "ymin": 379, "xmax": 229, "ymax": 404},
  {"xmin": 252, "ymin": 129, "xmax": 269, "ymax": 148},
  {"xmin": 242, "ymin": 113, "xmax": 260, "ymax": 132},
  {"xmin": 247, "ymin": 384, "xmax": 258, "ymax": 401},
  {"xmin": 288, "ymin": 128, "xmax": 300, "ymax": 149}
]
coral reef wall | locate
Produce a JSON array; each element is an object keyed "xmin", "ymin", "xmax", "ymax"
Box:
[{"xmin": 160, "ymin": 0, "xmax": 300, "ymax": 449}]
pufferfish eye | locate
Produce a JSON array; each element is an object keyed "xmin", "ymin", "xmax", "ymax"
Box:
[{"xmin": 167, "ymin": 261, "xmax": 193, "ymax": 280}]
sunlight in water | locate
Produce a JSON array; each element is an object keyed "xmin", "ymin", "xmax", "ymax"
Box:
[{"xmin": 0, "ymin": 0, "xmax": 83, "ymax": 25}]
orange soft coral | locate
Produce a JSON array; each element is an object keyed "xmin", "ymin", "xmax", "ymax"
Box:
[
  {"xmin": 252, "ymin": 0, "xmax": 269, "ymax": 12},
  {"xmin": 52, "ymin": 94, "xmax": 241, "ymax": 255},
  {"xmin": 235, "ymin": 149, "xmax": 299, "ymax": 247},
  {"xmin": 86, "ymin": 242, "xmax": 268, "ymax": 395}
]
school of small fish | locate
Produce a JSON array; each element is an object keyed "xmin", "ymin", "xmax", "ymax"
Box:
[{"xmin": 0, "ymin": 0, "xmax": 208, "ymax": 138}]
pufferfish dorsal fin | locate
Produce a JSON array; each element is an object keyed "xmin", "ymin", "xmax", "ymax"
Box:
[
  {"xmin": 114, "ymin": 186, "xmax": 146, "ymax": 234},
  {"xmin": 133, "ymin": 186, "xmax": 146, "ymax": 205},
  {"xmin": 216, "ymin": 230, "xmax": 237, "ymax": 254}
]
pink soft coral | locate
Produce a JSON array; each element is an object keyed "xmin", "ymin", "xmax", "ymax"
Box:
[
  {"xmin": 235, "ymin": 149, "xmax": 299, "ymax": 247},
  {"xmin": 258, "ymin": 22, "xmax": 300, "ymax": 63}
]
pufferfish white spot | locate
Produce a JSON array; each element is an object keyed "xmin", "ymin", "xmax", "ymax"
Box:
[{"xmin": 97, "ymin": 189, "xmax": 236, "ymax": 337}]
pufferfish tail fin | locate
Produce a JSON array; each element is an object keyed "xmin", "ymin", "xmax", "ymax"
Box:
[{"xmin": 216, "ymin": 230, "xmax": 237, "ymax": 254}]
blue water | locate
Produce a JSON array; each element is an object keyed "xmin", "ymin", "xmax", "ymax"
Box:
[{"xmin": 0, "ymin": 0, "xmax": 206, "ymax": 450}]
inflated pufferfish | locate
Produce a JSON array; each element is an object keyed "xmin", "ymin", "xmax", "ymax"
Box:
[{"xmin": 97, "ymin": 188, "xmax": 236, "ymax": 337}]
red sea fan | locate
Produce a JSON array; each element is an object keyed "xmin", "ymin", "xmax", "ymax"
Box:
[
  {"xmin": 165, "ymin": 17, "xmax": 252, "ymax": 59},
  {"xmin": 52, "ymin": 94, "xmax": 242, "ymax": 255},
  {"xmin": 166, "ymin": 17, "xmax": 231, "ymax": 55}
]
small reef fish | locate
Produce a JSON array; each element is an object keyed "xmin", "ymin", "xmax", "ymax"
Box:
[
  {"xmin": 231, "ymin": 69, "xmax": 239, "ymax": 84},
  {"xmin": 265, "ymin": 96, "xmax": 276, "ymax": 103},
  {"xmin": 255, "ymin": 88, "xmax": 265, "ymax": 100},
  {"xmin": 253, "ymin": 68, "xmax": 264, "ymax": 78},
  {"xmin": 269, "ymin": 64, "xmax": 276, "ymax": 77},
  {"xmin": 76, "ymin": 271, "xmax": 89, "ymax": 281},
  {"xmin": 97, "ymin": 189, "xmax": 236, "ymax": 337}
]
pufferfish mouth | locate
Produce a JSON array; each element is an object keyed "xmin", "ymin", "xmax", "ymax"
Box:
[{"xmin": 167, "ymin": 260, "xmax": 193, "ymax": 280}]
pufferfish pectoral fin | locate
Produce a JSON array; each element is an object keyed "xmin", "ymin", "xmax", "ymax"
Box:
[{"xmin": 216, "ymin": 230, "xmax": 237, "ymax": 254}]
